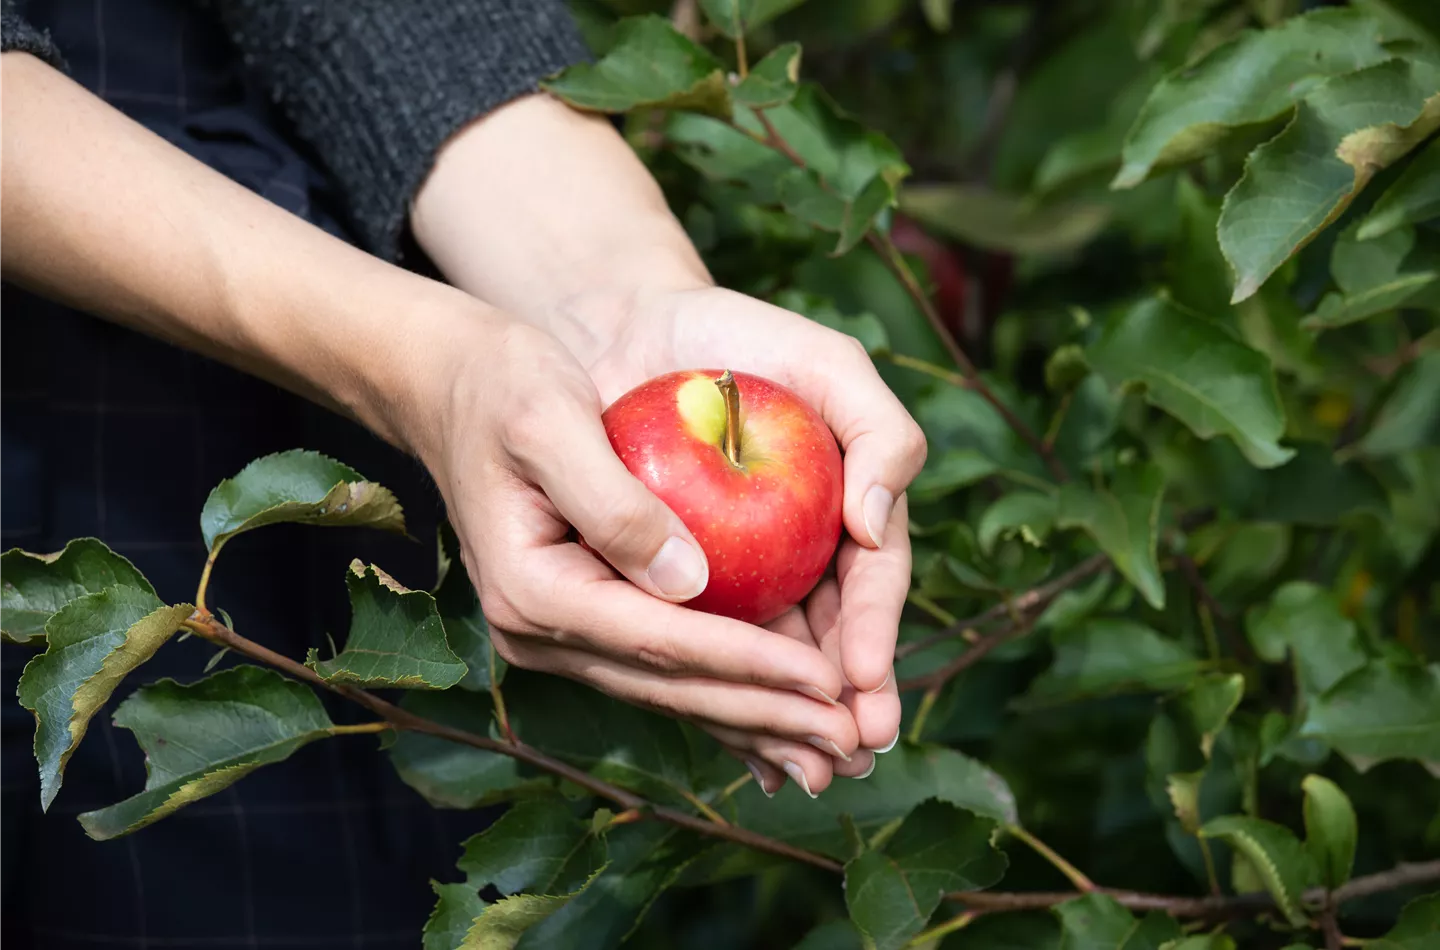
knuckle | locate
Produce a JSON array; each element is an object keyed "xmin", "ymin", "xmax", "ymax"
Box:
[
  {"xmin": 477, "ymin": 577, "xmax": 531, "ymax": 634},
  {"xmin": 902, "ymin": 418, "xmax": 929, "ymax": 471},
  {"xmin": 487, "ymin": 630, "xmax": 524, "ymax": 667},
  {"xmin": 582, "ymin": 494, "xmax": 657, "ymax": 558}
]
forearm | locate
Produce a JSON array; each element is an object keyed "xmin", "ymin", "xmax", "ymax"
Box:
[
  {"xmin": 1, "ymin": 53, "xmax": 495, "ymax": 455},
  {"xmin": 410, "ymin": 94, "xmax": 712, "ymax": 364}
]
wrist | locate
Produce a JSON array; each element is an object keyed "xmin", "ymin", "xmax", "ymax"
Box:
[{"xmin": 409, "ymin": 93, "xmax": 711, "ymax": 359}]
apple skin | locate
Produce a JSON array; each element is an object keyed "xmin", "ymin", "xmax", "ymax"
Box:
[{"xmin": 600, "ymin": 369, "xmax": 844, "ymax": 626}]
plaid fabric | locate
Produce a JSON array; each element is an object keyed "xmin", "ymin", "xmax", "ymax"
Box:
[{"xmin": 1, "ymin": 2, "xmax": 498, "ymax": 946}]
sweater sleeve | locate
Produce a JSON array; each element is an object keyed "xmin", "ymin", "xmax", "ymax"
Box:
[
  {"xmin": 209, "ymin": 0, "xmax": 590, "ymax": 261},
  {"xmin": 1, "ymin": 0, "xmax": 65, "ymax": 69}
]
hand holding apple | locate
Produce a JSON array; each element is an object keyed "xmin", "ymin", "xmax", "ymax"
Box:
[{"xmin": 600, "ymin": 369, "xmax": 844, "ymax": 626}]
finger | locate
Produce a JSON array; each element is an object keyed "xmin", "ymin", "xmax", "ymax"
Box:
[
  {"xmin": 506, "ymin": 391, "xmax": 709, "ymax": 603},
  {"xmin": 801, "ymin": 336, "xmax": 926, "ymax": 552},
  {"xmin": 719, "ymin": 743, "xmax": 788, "ymax": 798},
  {"xmin": 512, "ymin": 640, "xmax": 860, "ymax": 755},
  {"xmin": 801, "ymin": 579, "xmax": 898, "ymax": 755},
  {"xmin": 834, "ymin": 494, "xmax": 911, "ymax": 693},
  {"xmin": 704, "ymin": 725, "xmax": 835, "ymax": 798},
  {"xmin": 512, "ymin": 545, "xmax": 845, "ymax": 702},
  {"xmin": 833, "ymin": 748, "xmax": 877, "ymax": 780}
]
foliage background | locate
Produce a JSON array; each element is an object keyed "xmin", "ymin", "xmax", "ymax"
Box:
[{"xmin": 4, "ymin": 0, "xmax": 1439, "ymax": 948}]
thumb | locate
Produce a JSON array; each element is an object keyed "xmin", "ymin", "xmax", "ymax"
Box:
[{"xmin": 518, "ymin": 409, "xmax": 709, "ymax": 603}]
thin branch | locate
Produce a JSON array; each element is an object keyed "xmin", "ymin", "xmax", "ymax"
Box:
[
  {"xmin": 896, "ymin": 554, "xmax": 1109, "ymax": 663},
  {"xmin": 180, "ymin": 612, "xmax": 839, "ymax": 873},
  {"xmin": 1321, "ymin": 900, "xmax": 1344, "ymax": 950},
  {"xmin": 868, "ymin": 231, "xmax": 1068, "ymax": 483},
  {"xmin": 1175, "ymin": 552, "xmax": 1253, "ymax": 664},
  {"xmin": 742, "ymin": 107, "xmax": 1067, "ymax": 482},
  {"xmin": 948, "ymin": 860, "xmax": 1440, "ymax": 918},
  {"xmin": 1007, "ymin": 825, "xmax": 1095, "ymax": 892},
  {"xmin": 176, "ymin": 616, "xmax": 1440, "ymax": 922}
]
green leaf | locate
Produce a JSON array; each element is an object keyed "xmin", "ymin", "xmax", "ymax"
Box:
[
  {"xmin": 77, "ymin": 666, "xmax": 336, "ymax": 839},
  {"xmin": 1165, "ymin": 771, "xmax": 1205, "ymax": 834},
  {"xmin": 305, "ymin": 561, "xmax": 465, "ymax": 689},
  {"xmin": 772, "ymin": 289, "xmax": 890, "ymax": 355},
  {"xmin": 1114, "ymin": 7, "xmax": 1393, "ymax": 189},
  {"xmin": 1087, "ymin": 297, "xmax": 1293, "ymax": 468},
  {"xmin": 515, "ymin": 823, "xmax": 703, "ymax": 950},
  {"xmin": 17, "ymin": 588, "xmax": 192, "ymax": 810},
  {"xmin": 542, "ymin": 17, "xmax": 731, "ymax": 119},
  {"xmin": 793, "ymin": 920, "xmax": 864, "ymax": 950},
  {"xmin": 1245, "ymin": 582, "xmax": 1368, "ymax": 696},
  {"xmin": 1052, "ymin": 893, "xmax": 1181, "ymax": 950},
  {"xmin": 458, "ymin": 799, "xmax": 605, "ymax": 897},
  {"xmin": 1358, "ymin": 138, "xmax": 1440, "ymax": 240},
  {"xmin": 897, "ymin": 185, "xmax": 1110, "ymax": 257},
  {"xmin": 1159, "ymin": 936, "xmax": 1236, "ymax": 950},
  {"xmin": 697, "ymin": 0, "xmax": 807, "ymax": 38},
  {"xmin": 423, "ymin": 882, "xmax": 488, "ymax": 950},
  {"xmin": 759, "ymin": 85, "xmax": 909, "ymax": 201},
  {"xmin": 733, "ymin": 43, "xmax": 801, "ymax": 109},
  {"xmin": 1236, "ymin": 442, "xmax": 1388, "ymax": 526},
  {"xmin": 457, "ymin": 866, "xmax": 605, "ymax": 950},
  {"xmin": 1219, "ymin": 56, "xmax": 1440, "ymax": 303},
  {"xmin": 1301, "ymin": 774, "xmax": 1357, "ymax": 888},
  {"xmin": 388, "ymin": 689, "xmax": 528, "ymax": 809},
  {"xmin": 1017, "ymin": 619, "xmax": 1207, "ymax": 709},
  {"xmin": 200, "ymin": 449, "xmax": 405, "ymax": 552},
  {"xmin": 504, "ymin": 669, "xmax": 697, "ymax": 804},
  {"xmin": 1, "ymin": 539, "xmax": 153, "ymax": 645},
  {"xmin": 435, "ymin": 523, "xmax": 505, "ymax": 692},
  {"xmin": 733, "ymin": 743, "xmax": 1016, "ymax": 859},
  {"xmin": 979, "ymin": 492, "xmax": 1058, "ymax": 556},
  {"xmin": 844, "ymin": 799, "xmax": 1007, "ymax": 950},
  {"xmin": 1056, "ymin": 462, "xmax": 1166, "ymax": 609},
  {"xmin": 909, "ymin": 449, "xmax": 1001, "ymax": 503},
  {"xmin": 1173, "ymin": 673, "xmax": 1247, "ymax": 761},
  {"xmin": 1374, "ymin": 893, "xmax": 1440, "ymax": 950},
  {"xmin": 1353, "ymin": 350, "xmax": 1440, "ymax": 457},
  {"xmin": 1304, "ymin": 223, "xmax": 1440, "ymax": 330},
  {"xmin": 1199, "ymin": 816, "xmax": 1316, "ymax": 925},
  {"xmin": 1299, "ymin": 660, "xmax": 1440, "ymax": 770}
]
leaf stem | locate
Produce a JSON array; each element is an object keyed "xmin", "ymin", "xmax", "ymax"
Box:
[
  {"xmin": 679, "ymin": 786, "xmax": 731, "ymax": 827},
  {"xmin": 883, "ymin": 351, "xmax": 970, "ymax": 388},
  {"xmin": 907, "ymin": 685, "xmax": 942, "ymax": 744},
  {"xmin": 906, "ymin": 911, "xmax": 976, "ymax": 946},
  {"xmin": 905, "ymin": 590, "xmax": 957, "ymax": 627},
  {"xmin": 1198, "ymin": 836, "xmax": 1222, "ymax": 898},
  {"xmin": 1043, "ymin": 389, "xmax": 1075, "ymax": 451},
  {"xmin": 1006, "ymin": 825, "xmax": 1095, "ymax": 892},
  {"xmin": 735, "ymin": 31, "xmax": 748, "ymax": 78},
  {"xmin": 327, "ymin": 721, "xmax": 393, "ymax": 736},
  {"xmin": 194, "ymin": 547, "xmax": 220, "ymax": 614},
  {"xmin": 489, "ymin": 637, "xmax": 515, "ymax": 744},
  {"xmin": 714, "ymin": 770, "xmax": 755, "ymax": 805}
]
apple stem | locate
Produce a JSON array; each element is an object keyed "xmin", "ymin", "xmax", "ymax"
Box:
[{"xmin": 716, "ymin": 370, "xmax": 743, "ymax": 468}]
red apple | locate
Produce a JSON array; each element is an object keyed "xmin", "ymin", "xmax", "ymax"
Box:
[{"xmin": 600, "ymin": 369, "xmax": 844, "ymax": 626}]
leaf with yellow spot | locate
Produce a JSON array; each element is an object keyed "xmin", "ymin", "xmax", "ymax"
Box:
[
  {"xmin": 17, "ymin": 587, "xmax": 192, "ymax": 811},
  {"xmin": 1219, "ymin": 57, "xmax": 1440, "ymax": 303},
  {"xmin": 78, "ymin": 666, "xmax": 337, "ymax": 840},
  {"xmin": 1200, "ymin": 816, "xmax": 1316, "ymax": 926},
  {"xmin": 305, "ymin": 561, "xmax": 467, "ymax": 690}
]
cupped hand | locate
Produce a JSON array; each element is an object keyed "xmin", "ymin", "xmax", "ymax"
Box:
[
  {"xmin": 574, "ymin": 286, "xmax": 925, "ymax": 763},
  {"xmin": 414, "ymin": 319, "xmax": 870, "ymax": 796}
]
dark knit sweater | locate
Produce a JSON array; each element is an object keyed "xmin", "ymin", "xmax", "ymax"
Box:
[{"xmin": 0, "ymin": 0, "xmax": 589, "ymax": 260}]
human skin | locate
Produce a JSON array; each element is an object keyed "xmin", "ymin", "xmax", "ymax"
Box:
[
  {"xmin": 0, "ymin": 53, "xmax": 879, "ymax": 796},
  {"xmin": 411, "ymin": 94, "xmax": 928, "ymax": 795}
]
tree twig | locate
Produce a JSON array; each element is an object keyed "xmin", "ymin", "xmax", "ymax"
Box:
[
  {"xmin": 742, "ymin": 108, "xmax": 1067, "ymax": 482},
  {"xmin": 180, "ymin": 612, "xmax": 839, "ymax": 872},
  {"xmin": 178, "ymin": 613, "xmax": 1438, "ymax": 924},
  {"xmin": 896, "ymin": 554, "xmax": 1109, "ymax": 663}
]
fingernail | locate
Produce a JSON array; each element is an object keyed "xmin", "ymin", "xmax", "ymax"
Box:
[
  {"xmin": 647, "ymin": 536, "xmax": 708, "ymax": 599},
  {"xmin": 808, "ymin": 736, "xmax": 851, "ymax": 762},
  {"xmin": 797, "ymin": 685, "xmax": 840, "ymax": 706},
  {"xmin": 745, "ymin": 759, "xmax": 774, "ymax": 798},
  {"xmin": 853, "ymin": 756, "xmax": 876, "ymax": 780},
  {"xmin": 870, "ymin": 726, "xmax": 901, "ymax": 755},
  {"xmin": 862, "ymin": 485, "xmax": 894, "ymax": 548},
  {"xmin": 861, "ymin": 669, "xmax": 892, "ymax": 695},
  {"xmin": 782, "ymin": 760, "xmax": 816, "ymax": 799}
]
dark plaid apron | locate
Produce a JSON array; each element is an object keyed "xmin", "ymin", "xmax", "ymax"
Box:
[{"xmin": 1, "ymin": 2, "xmax": 496, "ymax": 946}]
